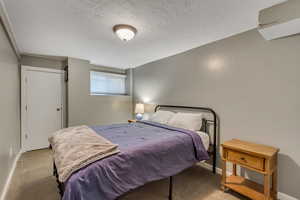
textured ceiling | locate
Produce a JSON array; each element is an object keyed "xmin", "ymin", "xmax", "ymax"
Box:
[{"xmin": 4, "ymin": 0, "xmax": 285, "ymax": 69}]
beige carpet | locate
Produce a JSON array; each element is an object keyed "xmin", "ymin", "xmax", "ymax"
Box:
[{"xmin": 5, "ymin": 149, "xmax": 247, "ymax": 200}]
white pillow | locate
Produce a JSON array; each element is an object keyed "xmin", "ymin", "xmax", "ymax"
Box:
[
  {"xmin": 149, "ymin": 110, "xmax": 175, "ymax": 124},
  {"xmin": 168, "ymin": 112, "xmax": 203, "ymax": 131}
]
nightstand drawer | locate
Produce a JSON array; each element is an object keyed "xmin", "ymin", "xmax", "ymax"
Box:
[
  {"xmin": 222, "ymin": 139, "xmax": 279, "ymax": 200},
  {"xmin": 227, "ymin": 150, "xmax": 265, "ymax": 171}
]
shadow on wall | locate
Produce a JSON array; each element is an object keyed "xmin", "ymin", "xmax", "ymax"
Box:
[
  {"xmin": 241, "ymin": 153, "xmax": 300, "ymax": 199},
  {"xmin": 277, "ymin": 154, "xmax": 300, "ymax": 199}
]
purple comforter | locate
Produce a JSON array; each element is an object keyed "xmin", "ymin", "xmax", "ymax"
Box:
[{"xmin": 62, "ymin": 121, "xmax": 209, "ymax": 200}]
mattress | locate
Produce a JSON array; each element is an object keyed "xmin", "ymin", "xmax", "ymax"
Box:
[
  {"xmin": 196, "ymin": 131, "xmax": 210, "ymax": 151},
  {"xmin": 62, "ymin": 121, "xmax": 209, "ymax": 200}
]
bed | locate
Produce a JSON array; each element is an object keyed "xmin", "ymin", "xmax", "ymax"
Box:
[{"xmin": 51, "ymin": 105, "xmax": 218, "ymax": 200}]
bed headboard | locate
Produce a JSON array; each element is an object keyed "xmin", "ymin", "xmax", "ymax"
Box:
[{"xmin": 154, "ymin": 105, "xmax": 218, "ymax": 174}]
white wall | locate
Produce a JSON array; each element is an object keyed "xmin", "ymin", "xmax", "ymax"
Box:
[{"xmin": 133, "ymin": 29, "xmax": 300, "ymax": 198}]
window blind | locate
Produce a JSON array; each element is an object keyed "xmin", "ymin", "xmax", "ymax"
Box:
[{"xmin": 90, "ymin": 71, "xmax": 126, "ymax": 95}]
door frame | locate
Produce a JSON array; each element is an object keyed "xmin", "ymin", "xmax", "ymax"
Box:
[{"xmin": 21, "ymin": 66, "xmax": 65, "ymax": 152}]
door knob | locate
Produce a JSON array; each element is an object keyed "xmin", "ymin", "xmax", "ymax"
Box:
[{"xmin": 56, "ymin": 108, "xmax": 61, "ymax": 111}]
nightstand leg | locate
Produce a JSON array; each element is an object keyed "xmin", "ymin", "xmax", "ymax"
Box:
[
  {"xmin": 221, "ymin": 159, "xmax": 227, "ymax": 191},
  {"xmin": 272, "ymin": 169, "xmax": 278, "ymax": 199},
  {"xmin": 264, "ymin": 174, "xmax": 271, "ymax": 200},
  {"xmin": 232, "ymin": 164, "xmax": 237, "ymax": 176}
]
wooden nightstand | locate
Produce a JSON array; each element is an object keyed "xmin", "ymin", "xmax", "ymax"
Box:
[
  {"xmin": 221, "ymin": 139, "xmax": 279, "ymax": 200},
  {"xmin": 128, "ymin": 119, "xmax": 137, "ymax": 123}
]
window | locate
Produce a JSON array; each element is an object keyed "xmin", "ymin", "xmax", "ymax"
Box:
[{"xmin": 90, "ymin": 71, "xmax": 127, "ymax": 95}]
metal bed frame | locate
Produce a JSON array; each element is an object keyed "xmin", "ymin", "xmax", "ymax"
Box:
[
  {"xmin": 53, "ymin": 105, "xmax": 218, "ymax": 200},
  {"xmin": 154, "ymin": 105, "xmax": 217, "ymax": 200}
]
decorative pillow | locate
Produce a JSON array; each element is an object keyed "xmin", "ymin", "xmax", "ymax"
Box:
[
  {"xmin": 149, "ymin": 110, "xmax": 175, "ymax": 124},
  {"xmin": 168, "ymin": 112, "xmax": 203, "ymax": 131}
]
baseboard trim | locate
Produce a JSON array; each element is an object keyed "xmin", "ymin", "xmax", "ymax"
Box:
[
  {"xmin": 197, "ymin": 162, "xmax": 298, "ymax": 200},
  {"xmin": 278, "ymin": 192, "xmax": 299, "ymax": 200},
  {"xmin": 0, "ymin": 150, "xmax": 22, "ymax": 200},
  {"xmin": 197, "ymin": 162, "xmax": 230, "ymax": 176}
]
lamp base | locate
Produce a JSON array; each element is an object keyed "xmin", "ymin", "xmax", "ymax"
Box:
[{"xmin": 136, "ymin": 113, "xmax": 143, "ymax": 120}]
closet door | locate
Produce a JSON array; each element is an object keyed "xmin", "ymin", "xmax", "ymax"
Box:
[{"xmin": 22, "ymin": 66, "xmax": 64, "ymax": 151}]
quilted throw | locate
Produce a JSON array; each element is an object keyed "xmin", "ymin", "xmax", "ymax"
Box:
[{"xmin": 49, "ymin": 125, "xmax": 120, "ymax": 182}]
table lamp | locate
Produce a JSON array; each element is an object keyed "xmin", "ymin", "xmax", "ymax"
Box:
[{"xmin": 135, "ymin": 103, "xmax": 144, "ymax": 120}]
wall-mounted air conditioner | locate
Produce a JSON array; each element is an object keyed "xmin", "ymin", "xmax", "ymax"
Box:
[{"xmin": 258, "ymin": 0, "xmax": 300, "ymax": 40}]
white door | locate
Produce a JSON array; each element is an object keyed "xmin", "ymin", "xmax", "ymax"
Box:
[{"xmin": 22, "ymin": 66, "xmax": 64, "ymax": 151}]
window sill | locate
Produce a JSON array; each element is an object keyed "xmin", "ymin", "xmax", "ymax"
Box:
[{"xmin": 90, "ymin": 93, "xmax": 130, "ymax": 97}]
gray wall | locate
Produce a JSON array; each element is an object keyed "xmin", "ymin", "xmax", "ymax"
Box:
[
  {"xmin": 21, "ymin": 55, "xmax": 66, "ymax": 70},
  {"xmin": 68, "ymin": 58, "xmax": 132, "ymax": 126},
  {"xmin": 133, "ymin": 29, "xmax": 300, "ymax": 198},
  {"xmin": 0, "ymin": 21, "xmax": 20, "ymax": 196}
]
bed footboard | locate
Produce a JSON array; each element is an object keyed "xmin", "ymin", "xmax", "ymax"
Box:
[{"xmin": 53, "ymin": 161, "xmax": 65, "ymax": 197}]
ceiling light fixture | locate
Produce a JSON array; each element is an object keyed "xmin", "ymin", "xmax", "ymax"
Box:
[{"xmin": 113, "ymin": 24, "xmax": 137, "ymax": 41}]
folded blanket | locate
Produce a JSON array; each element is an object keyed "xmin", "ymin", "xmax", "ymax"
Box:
[{"xmin": 49, "ymin": 125, "xmax": 120, "ymax": 182}]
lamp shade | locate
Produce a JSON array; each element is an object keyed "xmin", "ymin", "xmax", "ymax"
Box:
[{"xmin": 135, "ymin": 103, "xmax": 144, "ymax": 114}]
